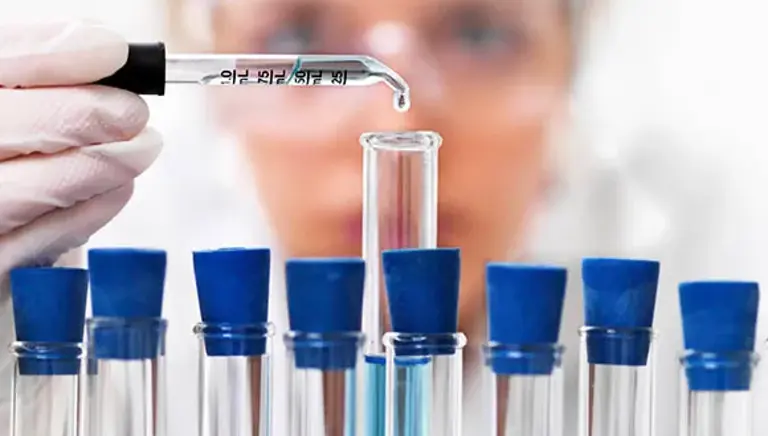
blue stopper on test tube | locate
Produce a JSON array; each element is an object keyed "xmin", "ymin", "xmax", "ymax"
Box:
[
  {"xmin": 194, "ymin": 248, "xmax": 271, "ymax": 356},
  {"xmin": 383, "ymin": 248, "xmax": 460, "ymax": 357},
  {"xmin": 286, "ymin": 258, "xmax": 365, "ymax": 370},
  {"xmin": 679, "ymin": 281, "xmax": 759, "ymax": 391},
  {"xmin": 88, "ymin": 248, "xmax": 167, "ymax": 360},
  {"xmin": 486, "ymin": 263, "xmax": 567, "ymax": 375},
  {"xmin": 11, "ymin": 268, "xmax": 88, "ymax": 375},
  {"xmin": 582, "ymin": 258, "xmax": 660, "ymax": 366}
]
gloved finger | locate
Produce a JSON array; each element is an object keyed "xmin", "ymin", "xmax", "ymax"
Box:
[
  {"xmin": 0, "ymin": 21, "xmax": 127, "ymax": 88},
  {"xmin": 0, "ymin": 184, "xmax": 134, "ymax": 274},
  {"xmin": 0, "ymin": 127, "xmax": 162, "ymax": 235},
  {"xmin": 0, "ymin": 86, "xmax": 149, "ymax": 160}
]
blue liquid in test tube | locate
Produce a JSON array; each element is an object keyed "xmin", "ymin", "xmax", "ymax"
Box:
[
  {"xmin": 359, "ymin": 132, "xmax": 441, "ymax": 436},
  {"xmin": 382, "ymin": 248, "xmax": 465, "ymax": 436}
]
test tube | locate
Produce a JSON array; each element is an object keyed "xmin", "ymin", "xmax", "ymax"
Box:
[
  {"xmin": 284, "ymin": 258, "xmax": 366, "ymax": 436},
  {"xmin": 84, "ymin": 249, "xmax": 168, "ymax": 436},
  {"xmin": 95, "ymin": 43, "xmax": 411, "ymax": 112},
  {"xmin": 578, "ymin": 258, "xmax": 660, "ymax": 436},
  {"xmin": 382, "ymin": 248, "xmax": 465, "ymax": 436},
  {"xmin": 193, "ymin": 248, "xmax": 274, "ymax": 436},
  {"xmin": 9, "ymin": 268, "xmax": 88, "ymax": 436},
  {"xmin": 677, "ymin": 281, "xmax": 760, "ymax": 436},
  {"xmin": 483, "ymin": 264, "xmax": 568, "ymax": 436},
  {"xmin": 359, "ymin": 131, "xmax": 442, "ymax": 436}
]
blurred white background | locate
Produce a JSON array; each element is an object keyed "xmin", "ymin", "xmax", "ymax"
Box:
[{"xmin": 4, "ymin": 0, "xmax": 768, "ymax": 435}]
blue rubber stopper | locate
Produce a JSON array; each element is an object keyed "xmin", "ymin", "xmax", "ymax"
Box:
[
  {"xmin": 582, "ymin": 258, "xmax": 660, "ymax": 366},
  {"xmin": 286, "ymin": 258, "xmax": 365, "ymax": 370},
  {"xmin": 88, "ymin": 248, "xmax": 167, "ymax": 360},
  {"xmin": 10, "ymin": 267, "xmax": 88, "ymax": 375},
  {"xmin": 194, "ymin": 248, "xmax": 271, "ymax": 356},
  {"xmin": 486, "ymin": 263, "xmax": 567, "ymax": 375},
  {"xmin": 383, "ymin": 248, "xmax": 460, "ymax": 335},
  {"xmin": 680, "ymin": 281, "xmax": 759, "ymax": 391}
]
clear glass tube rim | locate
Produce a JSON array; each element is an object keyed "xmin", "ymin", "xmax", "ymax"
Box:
[
  {"xmin": 483, "ymin": 342, "xmax": 565, "ymax": 358},
  {"xmin": 193, "ymin": 321, "xmax": 274, "ymax": 339},
  {"xmin": 359, "ymin": 131, "xmax": 443, "ymax": 152},
  {"xmin": 283, "ymin": 330, "xmax": 365, "ymax": 347},
  {"xmin": 382, "ymin": 331, "xmax": 468, "ymax": 350},
  {"xmin": 9, "ymin": 341, "xmax": 82, "ymax": 359},
  {"xmin": 86, "ymin": 317, "xmax": 168, "ymax": 331},
  {"xmin": 579, "ymin": 325, "xmax": 658, "ymax": 339},
  {"xmin": 679, "ymin": 350, "xmax": 760, "ymax": 367}
]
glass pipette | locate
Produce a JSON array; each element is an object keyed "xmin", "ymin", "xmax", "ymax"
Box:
[{"xmin": 96, "ymin": 43, "xmax": 411, "ymax": 112}]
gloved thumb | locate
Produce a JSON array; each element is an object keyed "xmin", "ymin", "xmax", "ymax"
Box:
[{"xmin": 0, "ymin": 21, "xmax": 128, "ymax": 88}]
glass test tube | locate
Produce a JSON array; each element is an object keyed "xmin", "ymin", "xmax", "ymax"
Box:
[
  {"xmin": 85, "ymin": 318, "xmax": 168, "ymax": 436},
  {"xmin": 383, "ymin": 333, "xmax": 467, "ymax": 436},
  {"xmin": 578, "ymin": 327, "xmax": 656, "ymax": 436},
  {"xmin": 284, "ymin": 258, "xmax": 367, "ymax": 436},
  {"xmin": 484, "ymin": 344, "xmax": 564, "ymax": 436},
  {"xmin": 193, "ymin": 248, "xmax": 274, "ymax": 436},
  {"xmin": 678, "ymin": 351, "xmax": 759, "ymax": 436},
  {"xmin": 9, "ymin": 268, "xmax": 88, "ymax": 436},
  {"xmin": 196, "ymin": 323, "xmax": 273, "ymax": 436},
  {"xmin": 84, "ymin": 248, "xmax": 168, "ymax": 436},
  {"xmin": 285, "ymin": 332, "xmax": 365, "ymax": 436},
  {"xmin": 360, "ymin": 131, "xmax": 442, "ymax": 436},
  {"xmin": 578, "ymin": 258, "xmax": 660, "ymax": 436},
  {"xmin": 677, "ymin": 281, "xmax": 760, "ymax": 436}
]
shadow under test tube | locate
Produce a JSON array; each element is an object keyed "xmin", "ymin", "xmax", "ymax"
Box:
[
  {"xmin": 578, "ymin": 259, "xmax": 660, "ymax": 436},
  {"xmin": 678, "ymin": 281, "xmax": 760, "ymax": 436},
  {"xmin": 382, "ymin": 248, "xmax": 465, "ymax": 436},
  {"xmin": 193, "ymin": 248, "xmax": 274, "ymax": 436},
  {"xmin": 85, "ymin": 249, "xmax": 168, "ymax": 436},
  {"xmin": 483, "ymin": 264, "xmax": 568, "ymax": 436},
  {"xmin": 10, "ymin": 268, "xmax": 88, "ymax": 436},
  {"xmin": 285, "ymin": 258, "xmax": 367, "ymax": 436},
  {"xmin": 360, "ymin": 132, "xmax": 442, "ymax": 436}
]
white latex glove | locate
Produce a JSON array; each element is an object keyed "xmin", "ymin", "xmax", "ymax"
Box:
[{"xmin": 0, "ymin": 21, "xmax": 163, "ymax": 412}]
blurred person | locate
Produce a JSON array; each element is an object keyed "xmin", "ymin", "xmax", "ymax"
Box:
[{"xmin": 0, "ymin": 0, "xmax": 730, "ymax": 435}]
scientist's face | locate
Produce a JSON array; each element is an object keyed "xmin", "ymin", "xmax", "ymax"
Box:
[{"xmin": 210, "ymin": 0, "xmax": 572, "ymax": 336}]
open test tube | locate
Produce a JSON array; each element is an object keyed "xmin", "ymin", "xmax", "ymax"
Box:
[
  {"xmin": 483, "ymin": 264, "xmax": 568, "ymax": 436},
  {"xmin": 382, "ymin": 248, "xmax": 465, "ymax": 436},
  {"xmin": 84, "ymin": 249, "xmax": 168, "ymax": 436},
  {"xmin": 193, "ymin": 248, "xmax": 274, "ymax": 436},
  {"xmin": 9, "ymin": 268, "xmax": 88, "ymax": 436},
  {"xmin": 678, "ymin": 281, "xmax": 760, "ymax": 436},
  {"xmin": 360, "ymin": 131, "xmax": 442, "ymax": 436},
  {"xmin": 578, "ymin": 258, "xmax": 660, "ymax": 436},
  {"xmin": 95, "ymin": 43, "xmax": 411, "ymax": 112},
  {"xmin": 284, "ymin": 258, "xmax": 366, "ymax": 436}
]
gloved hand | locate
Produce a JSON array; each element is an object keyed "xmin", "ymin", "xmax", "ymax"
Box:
[{"xmin": 0, "ymin": 20, "xmax": 162, "ymax": 403}]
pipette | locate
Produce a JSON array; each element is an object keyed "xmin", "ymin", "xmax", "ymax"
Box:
[
  {"xmin": 96, "ymin": 43, "xmax": 411, "ymax": 112},
  {"xmin": 578, "ymin": 258, "xmax": 660, "ymax": 436},
  {"xmin": 484, "ymin": 264, "xmax": 567, "ymax": 436},
  {"xmin": 678, "ymin": 281, "xmax": 760, "ymax": 436}
]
